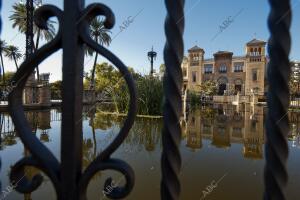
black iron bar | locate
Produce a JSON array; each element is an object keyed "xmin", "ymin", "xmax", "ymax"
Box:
[
  {"xmin": 61, "ymin": 0, "xmax": 84, "ymax": 199},
  {"xmin": 161, "ymin": 0, "xmax": 185, "ymax": 199},
  {"xmin": 265, "ymin": 0, "xmax": 292, "ymax": 199}
]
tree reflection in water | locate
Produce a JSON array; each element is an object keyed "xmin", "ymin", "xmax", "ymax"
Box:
[
  {"xmin": 2, "ymin": 104, "xmax": 300, "ymax": 164},
  {"xmin": 3, "ymin": 104, "xmax": 300, "ymax": 199}
]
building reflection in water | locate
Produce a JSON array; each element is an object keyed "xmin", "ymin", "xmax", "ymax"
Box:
[
  {"xmin": 88, "ymin": 104, "xmax": 271, "ymax": 159},
  {"xmin": 38, "ymin": 110, "xmax": 51, "ymax": 142},
  {"xmin": 88, "ymin": 104, "xmax": 267, "ymax": 160},
  {"xmin": 0, "ymin": 110, "xmax": 53, "ymax": 150},
  {"xmin": 289, "ymin": 112, "xmax": 300, "ymax": 148},
  {"xmin": 183, "ymin": 104, "xmax": 265, "ymax": 159},
  {"xmin": 3, "ymin": 110, "xmax": 52, "ymax": 200},
  {"xmin": 3, "ymin": 105, "xmax": 300, "ymax": 162},
  {"xmin": 3, "ymin": 105, "xmax": 300, "ymax": 199}
]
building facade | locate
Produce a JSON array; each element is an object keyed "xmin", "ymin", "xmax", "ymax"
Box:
[{"xmin": 182, "ymin": 39, "xmax": 267, "ymax": 98}]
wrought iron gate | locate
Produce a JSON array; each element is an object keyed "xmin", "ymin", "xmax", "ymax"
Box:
[{"xmin": 1, "ymin": 0, "xmax": 293, "ymax": 199}]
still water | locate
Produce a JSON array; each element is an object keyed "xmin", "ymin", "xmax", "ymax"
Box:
[{"xmin": 1, "ymin": 104, "xmax": 300, "ymax": 200}]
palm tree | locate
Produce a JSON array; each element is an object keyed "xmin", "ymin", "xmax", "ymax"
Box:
[
  {"xmin": 0, "ymin": 40, "xmax": 7, "ymax": 83},
  {"xmin": 9, "ymin": 2, "xmax": 56, "ymax": 80},
  {"xmin": 86, "ymin": 18, "xmax": 112, "ymax": 89},
  {"xmin": 4, "ymin": 45, "xmax": 22, "ymax": 70}
]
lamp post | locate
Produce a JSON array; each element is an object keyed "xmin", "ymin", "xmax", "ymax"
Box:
[{"xmin": 147, "ymin": 46, "xmax": 157, "ymax": 76}]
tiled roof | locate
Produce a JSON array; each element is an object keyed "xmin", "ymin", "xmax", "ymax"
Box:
[
  {"xmin": 247, "ymin": 39, "xmax": 266, "ymax": 46},
  {"xmin": 188, "ymin": 45, "xmax": 204, "ymax": 51}
]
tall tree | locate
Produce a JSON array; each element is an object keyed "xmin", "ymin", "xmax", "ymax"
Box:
[
  {"xmin": 86, "ymin": 18, "xmax": 112, "ymax": 89},
  {"xmin": 4, "ymin": 45, "xmax": 22, "ymax": 70},
  {"xmin": 0, "ymin": 40, "xmax": 7, "ymax": 83},
  {"xmin": 9, "ymin": 2, "xmax": 56, "ymax": 80}
]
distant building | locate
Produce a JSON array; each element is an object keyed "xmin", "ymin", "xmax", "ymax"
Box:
[
  {"xmin": 291, "ymin": 61, "xmax": 300, "ymax": 82},
  {"xmin": 182, "ymin": 39, "xmax": 268, "ymax": 98},
  {"xmin": 39, "ymin": 73, "xmax": 50, "ymax": 85}
]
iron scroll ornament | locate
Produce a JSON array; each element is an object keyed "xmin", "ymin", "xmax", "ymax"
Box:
[{"xmin": 8, "ymin": 3, "xmax": 137, "ymax": 200}]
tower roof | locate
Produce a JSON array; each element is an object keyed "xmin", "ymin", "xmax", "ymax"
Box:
[
  {"xmin": 246, "ymin": 39, "xmax": 266, "ymax": 46},
  {"xmin": 213, "ymin": 51, "xmax": 233, "ymax": 57},
  {"xmin": 188, "ymin": 45, "xmax": 204, "ymax": 52},
  {"xmin": 214, "ymin": 51, "xmax": 233, "ymax": 54}
]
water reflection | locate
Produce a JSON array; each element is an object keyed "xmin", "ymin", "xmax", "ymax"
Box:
[
  {"xmin": 0, "ymin": 105, "xmax": 271, "ymax": 161},
  {"xmin": 182, "ymin": 104, "xmax": 265, "ymax": 159},
  {"xmin": 1, "ymin": 104, "xmax": 300, "ymax": 199}
]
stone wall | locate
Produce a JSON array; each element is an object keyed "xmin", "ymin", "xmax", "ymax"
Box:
[{"xmin": 38, "ymin": 85, "xmax": 51, "ymax": 107}]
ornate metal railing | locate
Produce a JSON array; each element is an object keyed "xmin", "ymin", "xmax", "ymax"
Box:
[
  {"xmin": 1, "ymin": 0, "xmax": 293, "ymax": 199},
  {"xmin": 0, "ymin": 0, "xmax": 2, "ymax": 193},
  {"xmin": 8, "ymin": 1, "xmax": 137, "ymax": 199}
]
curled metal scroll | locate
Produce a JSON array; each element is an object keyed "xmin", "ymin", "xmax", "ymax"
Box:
[
  {"xmin": 161, "ymin": 0, "xmax": 185, "ymax": 199},
  {"xmin": 9, "ymin": 5, "xmax": 62, "ymax": 195},
  {"xmin": 78, "ymin": 3, "xmax": 137, "ymax": 199},
  {"xmin": 0, "ymin": 0, "xmax": 2, "ymax": 192},
  {"xmin": 8, "ymin": 2, "xmax": 136, "ymax": 200},
  {"xmin": 265, "ymin": 0, "xmax": 291, "ymax": 199}
]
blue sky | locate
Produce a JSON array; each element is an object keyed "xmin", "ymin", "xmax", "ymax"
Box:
[{"xmin": 1, "ymin": 0, "xmax": 300, "ymax": 82}]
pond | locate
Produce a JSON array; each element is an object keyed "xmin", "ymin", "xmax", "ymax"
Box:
[{"xmin": 1, "ymin": 104, "xmax": 300, "ymax": 200}]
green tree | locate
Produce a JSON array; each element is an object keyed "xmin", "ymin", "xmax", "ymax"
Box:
[
  {"xmin": 50, "ymin": 80, "xmax": 62, "ymax": 99},
  {"xmin": 86, "ymin": 18, "xmax": 112, "ymax": 89},
  {"xmin": 4, "ymin": 45, "xmax": 22, "ymax": 70},
  {"xmin": 199, "ymin": 80, "xmax": 218, "ymax": 96},
  {"xmin": 94, "ymin": 62, "xmax": 121, "ymax": 112},
  {"xmin": 9, "ymin": 2, "xmax": 56, "ymax": 80},
  {"xmin": 0, "ymin": 71, "xmax": 15, "ymax": 85},
  {"xmin": 0, "ymin": 40, "xmax": 7, "ymax": 83},
  {"xmin": 92, "ymin": 63, "xmax": 164, "ymax": 115},
  {"xmin": 159, "ymin": 64, "xmax": 165, "ymax": 74}
]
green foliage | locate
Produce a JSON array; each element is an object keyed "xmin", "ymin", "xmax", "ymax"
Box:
[
  {"xmin": 0, "ymin": 71, "xmax": 15, "ymax": 85},
  {"xmin": 4, "ymin": 45, "xmax": 22, "ymax": 69},
  {"xmin": 91, "ymin": 62, "xmax": 163, "ymax": 115},
  {"xmin": 113, "ymin": 76, "xmax": 164, "ymax": 115},
  {"xmin": 199, "ymin": 80, "xmax": 218, "ymax": 96},
  {"xmin": 188, "ymin": 91, "xmax": 201, "ymax": 108},
  {"xmin": 200, "ymin": 107, "xmax": 217, "ymax": 119},
  {"xmin": 94, "ymin": 63, "xmax": 120, "ymax": 92},
  {"xmin": 159, "ymin": 64, "xmax": 165, "ymax": 74},
  {"xmin": 50, "ymin": 80, "xmax": 62, "ymax": 100},
  {"xmin": 93, "ymin": 62, "xmax": 126, "ymax": 113},
  {"xmin": 136, "ymin": 76, "xmax": 163, "ymax": 115},
  {"xmin": 9, "ymin": 3, "xmax": 56, "ymax": 42},
  {"xmin": 85, "ymin": 18, "xmax": 112, "ymax": 56},
  {"xmin": 86, "ymin": 18, "xmax": 112, "ymax": 89}
]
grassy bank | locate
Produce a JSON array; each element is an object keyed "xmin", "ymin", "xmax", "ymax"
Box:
[{"xmin": 97, "ymin": 111, "xmax": 162, "ymax": 119}]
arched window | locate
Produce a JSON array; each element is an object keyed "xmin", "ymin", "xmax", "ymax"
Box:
[
  {"xmin": 192, "ymin": 71, "xmax": 197, "ymax": 82},
  {"xmin": 219, "ymin": 64, "xmax": 227, "ymax": 73},
  {"xmin": 254, "ymin": 48, "xmax": 258, "ymax": 56}
]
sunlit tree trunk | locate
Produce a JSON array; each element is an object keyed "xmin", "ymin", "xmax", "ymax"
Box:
[
  {"xmin": 0, "ymin": 53, "xmax": 5, "ymax": 84},
  {"xmin": 90, "ymin": 37, "xmax": 99, "ymax": 90},
  {"xmin": 35, "ymin": 29, "xmax": 41, "ymax": 81},
  {"xmin": 13, "ymin": 54, "xmax": 18, "ymax": 70}
]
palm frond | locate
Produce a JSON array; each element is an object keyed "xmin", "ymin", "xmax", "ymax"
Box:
[
  {"xmin": 4, "ymin": 45, "xmax": 23, "ymax": 60},
  {"xmin": 9, "ymin": 3, "xmax": 56, "ymax": 43},
  {"xmin": 84, "ymin": 17, "xmax": 112, "ymax": 56}
]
